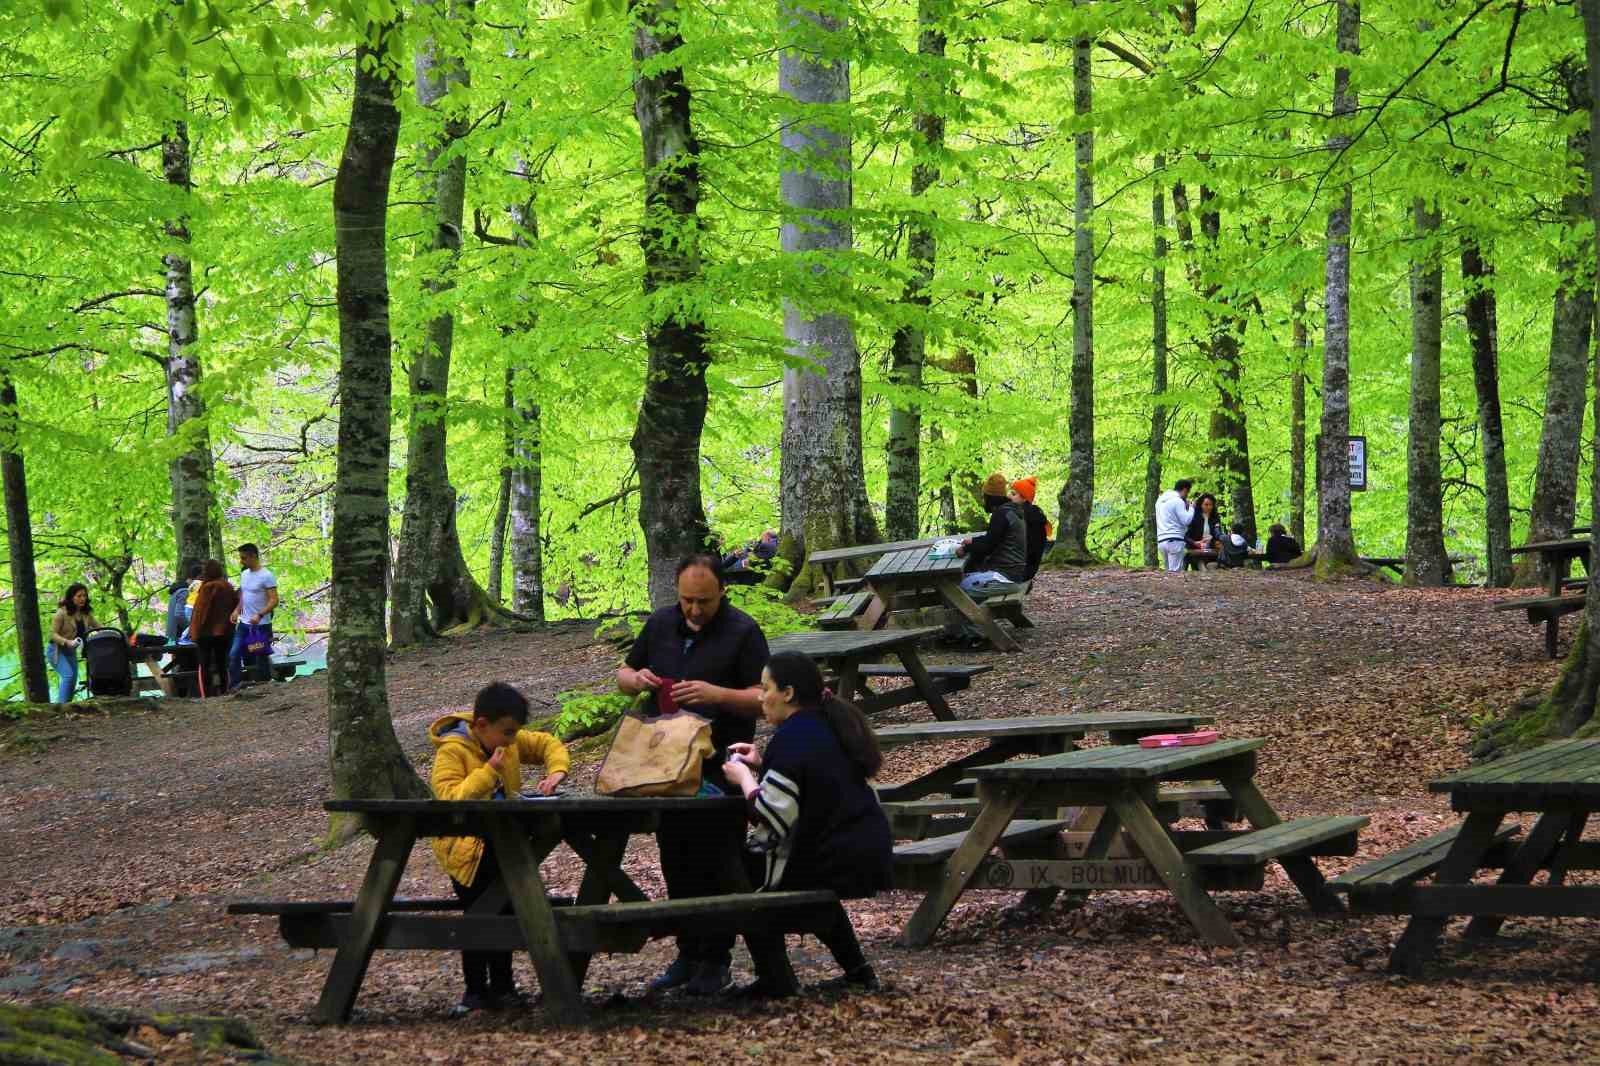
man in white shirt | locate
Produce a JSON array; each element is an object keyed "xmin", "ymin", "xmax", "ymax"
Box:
[
  {"xmin": 229, "ymin": 542, "xmax": 280, "ymax": 688},
  {"xmin": 1153, "ymin": 479, "xmax": 1195, "ymax": 573}
]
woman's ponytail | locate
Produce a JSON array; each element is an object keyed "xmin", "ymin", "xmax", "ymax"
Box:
[{"xmin": 766, "ymin": 649, "xmax": 883, "ymax": 779}]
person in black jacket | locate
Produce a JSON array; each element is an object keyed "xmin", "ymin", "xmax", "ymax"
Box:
[
  {"xmin": 722, "ymin": 651, "xmax": 892, "ymax": 998},
  {"xmin": 1186, "ymin": 493, "xmax": 1223, "ymax": 551},
  {"xmin": 957, "ymin": 472, "xmax": 1029, "ymax": 589},
  {"xmin": 1009, "ymin": 476, "xmax": 1051, "ymax": 580},
  {"xmin": 1265, "ymin": 523, "xmax": 1303, "ymax": 564}
]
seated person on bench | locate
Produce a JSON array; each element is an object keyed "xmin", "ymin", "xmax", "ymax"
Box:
[
  {"xmin": 722, "ymin": 651, "xmax": 892, "ymax": 997},
  {"xmin": 956, "ymin": 473, "xmax": 1030, "ymax": 593},
  {"xmin": 1264, "ymin": 522, "xmax": 1302, "ymax": 564},
  {"xmin": 1010, "ymin": 477, "xmax": 1051, "ymax": 581},
  {"xmin": 428, "ymin": 682, "xmax": 570, "ymax": 1018}
]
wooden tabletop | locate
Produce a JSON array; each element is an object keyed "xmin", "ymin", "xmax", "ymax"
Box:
[
  {"xmin": 968, "ymin": 738, "xmax": 1266, "ymax": 782},
  {"xmin": 1428, "ymin": 739, "xmax": 1600, "ymax": 804},
  {"xmin": 874, "ymin": 711, "xmax": 1216, "ymax": 749},
  {"xmin": 865, "ymin": 546, "xmax": 966, "ymax": 581},
  {"xmin": 324, "ymin": 796, "xmax": 745, "ymax": 815},
  {"xmin": 1510, "ymin": 537, "xmax": 1591, "ymax": 556},
  {"xmin": 769, "ymin": 626, "xmax": 942, "ymax": 658},
  {"xmin": 807, "ymin": 537, "xmax": 943, "ymax": 566}
]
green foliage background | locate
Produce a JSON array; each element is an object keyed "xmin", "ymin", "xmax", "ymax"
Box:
[{"xmin": 0, "ymin": 0, "xmax": 1593, "ymax": 698}]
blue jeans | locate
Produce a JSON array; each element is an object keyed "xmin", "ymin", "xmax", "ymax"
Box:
[
  {"xmin": 960, "ymin": 571, "xmax": 1010, "ymax": 594},
  {"xmin": 48, "ymin": 644, "xmax": 77, "ymax": 703},
  {"xmin": 229, "ymin": 622, "xmax": 273, "ymax": 688}
]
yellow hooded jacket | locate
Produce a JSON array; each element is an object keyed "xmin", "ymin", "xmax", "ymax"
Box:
[{"xmin": 427, "ymin": 711, "xmax": 572, "ymax": 886}]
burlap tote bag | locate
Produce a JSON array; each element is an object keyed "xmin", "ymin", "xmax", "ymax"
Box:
[{"xmin": 595, "ymin": 709, "xmax": 715, "ymax": 797}]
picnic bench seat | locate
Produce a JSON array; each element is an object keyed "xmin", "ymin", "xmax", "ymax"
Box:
[
  {"xmin": 1183, "ymin": 815, "xmax": 1368, "ymax": 866},
  {"xmin": 1330, "ymin": 824, "xmax": 1522, "ymax": 914},
  {"xmin": 1493, "ymin": 594, "xmax": 1586, "ymax": 619},
  {"xmin": 856, "ymin": 663, "xmax": 991, "ymax": 687},
  {"xmin": 885, "ymin": 784, "xmax": 1239, "ymax": 840},
  {"xmin": 271, "ymin": 659, "xmax": 305, "ymax": 681},
  {"xmin": 968, "ymin": 581, "xmax": 1034, "ymax": 629},
  {"xmin": 230, "ymin": 890, "xmax": 843, "ymax": 956},
  {"xmin": 817, "ymin": 591, "xmax": 873, "ymax": 629},
  {"xmin": 893, "ymin": 818, "xmax": 1073, "ymax": 866},
  {"xmin": 831, "ymin": 576, "xmax": 864, "ymax": 593}
]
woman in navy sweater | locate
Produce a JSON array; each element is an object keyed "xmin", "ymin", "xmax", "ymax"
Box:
[{"xmin": 722, "ymin": 651, "xmax": 893, "ymax": 996}]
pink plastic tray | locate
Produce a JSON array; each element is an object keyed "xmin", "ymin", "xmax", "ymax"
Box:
[{"xmin": 1138, "ymin": 730, "xmax": 1220, "ymax": 749}]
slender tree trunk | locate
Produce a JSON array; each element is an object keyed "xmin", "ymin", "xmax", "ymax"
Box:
[
  {"xmin": 0, "ymin": 375, "xmax": 48, "ymax": 704},
  {"xmin": 1462, "ymin": 238, "xmax": 1512, "ymax": 587},
  {"xmin": 161, "ymin": 120, "xmax": 216, "ymax": 580},
  {"xmin": 1519, "ymin": 130, "xmax": 1594, "ymax": 585},
  {"xmin": 1052, "ymin": 3, "xmax": 1095, "ymax": 562},
  {"xmin": 1142, "ymin": 165, "xmax": 1169, "ymax": 569},
  {"xmin": 1199, "ymin": 191, "xmax": 1256, "ymax": 544},
  {"xmin": 931, "ymin": 424, "xmax": 958, "ymax": 532},
  {"xmin": 1404, "ymin": 197, "xmax": 1451, "ymax": 586},
  {"xmin": 488, "ymin": 367, "xmax": 513, "ymax": 604},
  {"xmin": 328, "ymin": 20, "xmax": 429, "ymax": 806},
  {"xmin": 775, "ymin": 0, "xmax": 879, "ymax": 596},
  {"xmin": 509, "ymin": 366, "xmax": 544, "ymax": 617},
  {"xmin": 1290, "ymin": 295, "xmax": 1308, "ymax": 546},
  {"xmin": 392, "ymin": 0, "xmax": 505, "ymax": 645},
  {"xmin": 884, "ymin": 0, "xmax": 945, "ymax": 541},
  {"xmin": 1313, "ymin": 0, "xmax": 1361, "ymax": 575},
  {"xmin": 631, "ymin": 0, "xmax": 713, "ymax": 608}
]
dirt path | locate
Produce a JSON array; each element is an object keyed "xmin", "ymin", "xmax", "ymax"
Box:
[{"xmin": 5, "ymin": 567, "xmax": 1598, "ymax": 1064}]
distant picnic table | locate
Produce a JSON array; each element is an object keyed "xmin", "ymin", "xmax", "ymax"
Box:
[
  {"xmin": 893, "ymin": 737, "xmax": 1364, "ymax": 948},
  {"xmin": 1500, "ymin": 537, "xmax": 1590, "ymax": 657},
  {"xmin": 1359, "ymin": 555, "xmax": 1470, "ymax": 577},
  {"xmin": 1347, "ymin": 739, "xmax": 1600, "ymax": 975},
  {"xmin": 769, "ymin": 627, "xmax": 962, "ymax": 721},
  {"xmin": 227, "ymin": 797, "xmax": 848, "ymax": 1020},
  {"xmin": 862, "ymin": 546, "xmax": 1028, "ymax": 652},
  {"xmin": 807, "ymin": 536, "xmax": 972, "ymax": 597}
]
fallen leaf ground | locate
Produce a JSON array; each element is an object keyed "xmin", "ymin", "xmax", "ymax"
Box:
[{"xmin": 4, "ymin": 567, "xmax": 1599, "ymax": 1064}]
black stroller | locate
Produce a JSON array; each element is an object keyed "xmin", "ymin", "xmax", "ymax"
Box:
[{"xmin": 82, "ymin": 627, "xmax": 133, "ymax": 697}]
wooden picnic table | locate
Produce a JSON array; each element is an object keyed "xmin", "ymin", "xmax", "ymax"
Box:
[
  {"xmin": 770, "ymin": 626, "xmax": 958, "ymax": 721},
  {"xmin": 894, "ymin": 738, "xmax": 1364, "ymax": 948},
  {"xmin": 807, "ymin": 537, "xmax": 944, "ymax": 597},
  {"xmin": 125, "ymin": 641, "xmax": 198, "ymax": 697},
  {"xmin": 862, "ymin": 546, "xmax": 1024, "ymax": 652},
  {"xmin": 1380, "ymin": 739, "xmax": 1600, "ymax": 975},
  {"xmin": 1360, "ymin": 555, "xmax": 1469, "ymax": 577},
  {"xmin": 1502, "ymin": 537, "xmax": 1590, "ymax": 657},
  {"xmin": 228, "ymin": 797, "xmax": 846, "ymax": 1021}
]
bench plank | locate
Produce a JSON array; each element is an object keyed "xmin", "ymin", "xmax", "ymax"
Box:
[
  {"xmin": 1185, "ymin": 815, "xmax": 1368, "ymax": 866},
  {"xmin": 856, "ymin": 663, "xmax": 992, "ymax": 680},
  {"xmin": 893, "ymin": 818, "xmax": 1073, "ymax": 866},
  {"xmin": 1331, "ymin": 824, "xmax": 1521, "ymax": 893}
]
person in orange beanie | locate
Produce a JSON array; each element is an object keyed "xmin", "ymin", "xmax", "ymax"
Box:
[
  {"xmin": 1009, "ymin": 477, "xmax": 1051, "ymax": 580},
  {"xmin": 956, "ymin": 472, "xmax": 1028, "ymax": 590}
]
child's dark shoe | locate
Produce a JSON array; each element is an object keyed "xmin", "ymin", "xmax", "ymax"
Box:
[
  {"xmin": 684, "ymin": 961, "xmax": 732, "ymax": 997},
  {"xmin": 814, "ymin": 965, "xmax": 880, "ymax": 993},
  {"xmin": 489, "ymin": 985, "xmax": 531, "ymax": 1009},
  {"xmin": 446, "ymin": 991, "xmax": 494, "ymax": 1019}
]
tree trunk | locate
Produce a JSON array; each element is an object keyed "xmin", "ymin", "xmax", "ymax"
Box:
[
  {"xmin": 1538, "ymin": 0, "xmax": 1600, "ymax": 738},
  {"xmin": 488, "ymin": 367, "xmax": 513, "ymax": 604},
  {"xmin": 1290, "ymin": 294, "xmax": 1308, "ymax": 546},
  {"xmin": 391, "ymin": 0, "xmax": 506, "ymax": 646},
  {"xmin": 1462, "ymin": 238, "xmax": 1512, "ymax": 587},
  {"xmin": 631, "ymin": 0, "xmax": 713, "ymax": 608},
  {"xmin": 777, "ymin": 0, "xmax": 878, "ymax": 595},
  {"xmin": 1404, "ymin": 197, "xmax": 1452, "ymax": 586},
  {"xmin": 884, "ymin": 0, "xmax": 945, "ymax": 542},
  {"xmin": 327, "ymin": 19, "xmax": 429, "ymax": 806},
  {"xmin": 1051, "ymin": 2, "xmax": 1095, "ymax": 563},
  {"xmin": 1312, "ymin": 0, "xmax": 1361, "ymax": 576},
  {"xmin": 161, "ymin": 120, "xmax": 217, "ymax": 580},
  {"xmin": 509, "ymin": 366, "xmax": 544, "ymax": 617},
  {"xmin": 0, "ymin": 375, "xmax": 48, "ymax": 704},
  {"xmin": 1142, "ymin": 164, "xmax": 1169, "ymax": 569},
  {"xmin": 1518, "ymin": 132, "xmax": 1593, "ymax": 585}
]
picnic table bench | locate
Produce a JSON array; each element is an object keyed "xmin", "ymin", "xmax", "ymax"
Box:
[
  {"xmin": 862, "ymin": 547, "xmax": 1026, "ymax": 651},
  {"xmin": 226, "ymin": 797, "xmax": 850, "ymax": 1020},
  {"xmin": 807, "ymin": 537, "xmax": 951, "ymax": 597},
  {"xmin": 769, "ymin": 627, "xmax": 961, "ymax": 721},
  {"xmin": 1363, "ymin": 740, "xmax": 1600, "ymax": 975},
  {"xmin": 1504, "ymin": 537, "xmax": 1590, "ymax": 657},
  {"xmin": 1360, "ymin": 555, "xmax": 1470, "ymax": 577},
  {"xmin": 893, "ymin": 738, "xmax": 1364, "ymax": 948}
]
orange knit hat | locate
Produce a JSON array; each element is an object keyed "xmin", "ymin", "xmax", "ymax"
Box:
[{"xmin": 1011, "ymin": 477, "xmax": 1037, "ymax": 503}]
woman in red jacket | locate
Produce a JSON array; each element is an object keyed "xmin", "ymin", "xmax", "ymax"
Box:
[{"xmin": 188, "ymin": 559, "xmax": 239, "ymax": 696}]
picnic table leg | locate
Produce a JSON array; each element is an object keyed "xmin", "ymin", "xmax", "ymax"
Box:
[
  {"xmin": 894, "ymin": 645, "xmax": 955, "ymax": 722},
  {"xmin": 563, "ymin": 828, "xmax": 640, "ymax": 986},
  {"xmin": 1035, "ymin": 804, "xmax": 1123, "ymax": 913},
  {"xmin": 1109, "ymin": 793, "xmax": 1240, "ymax": 948},
  {"xmin": 1463, "ymin": 811, "xmax": 1575, "ymax": 940},
  {"xmin": 1225, "ymin": 780, "xmax": 1344, "ymax": 914},
  {"xmin": 935, "ymin": 578, "xmax": 1020, "ymax": 653},
  {"xmin": 876, "ymin": 739, "xmax": 1037, "ymax": 802},
  {"xmin": 858, "ymin": 587, "xmax": 891, "ymax": 632},
  {"xmin": 312, "ymin": 815, "xmax": 416, "ymax": 1024},
  {"xmin": 1388, "ymin": 810, "xmax": 1506, "ymax": 975},
  {"xmin": 713, "ymin": 849, "xmax": 800, "ymax": 995},
  {"xmin": 487, "ymin": 814, "xmax": 583, "ymax": 1011},
  {"xmin": 835, "ymin": 657, "xmax": 863, "ymax": 705},
  {"xmin": 1545, "ymin": 812, "xmax": 1589, "ymax": 887},
  {"xmin": 898, "ymin": 784, "xmax": 1026, "ymax": 948}
]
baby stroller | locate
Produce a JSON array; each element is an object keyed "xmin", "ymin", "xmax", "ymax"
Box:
[{"xmin": 82, "ymin": 627, "xmax": 132, "ymax": 697}]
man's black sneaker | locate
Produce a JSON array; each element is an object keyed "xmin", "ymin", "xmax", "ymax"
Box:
[
  {"xmin": 815, "ymin": 965, "xmax": 881, "ymax": 993},
  {"xmin": 684, "ymin": 961, "xmax": 732, "ymax": 997},
  {"xmin": 646, "ymin": 956, "xmax": 696, "ymax": 994},
  {"xmin": 446, "ymin": 990, "xmax": 494, "ymax": 1019}
]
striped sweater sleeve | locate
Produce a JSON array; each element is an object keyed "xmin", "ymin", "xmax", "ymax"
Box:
[{"xmin": 747, "ymin": 768, "xmax": 801, "ymax": 890}]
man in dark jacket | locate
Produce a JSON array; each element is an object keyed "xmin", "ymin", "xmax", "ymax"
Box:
[
  {"xmin": 957, "ymin": 472, "xmax": 1029, "ymax": 590},
  {"xmin": 1009, "ymin": 477, "xmax": 1051, "ymax": 580}
]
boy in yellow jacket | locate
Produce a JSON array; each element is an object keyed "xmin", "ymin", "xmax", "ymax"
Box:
[{"xmin": 429, "ymin": 681, "xmax": 570, "ymax": 1017}]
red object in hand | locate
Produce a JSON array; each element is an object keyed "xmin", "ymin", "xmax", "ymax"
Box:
[
  {"xmin": 654, "ymin": 677, "xmax": 681, "ymax": 715},
  {"xmin": 1138, "ymin": 730, "xmax": 1220, "ymax": 749}
]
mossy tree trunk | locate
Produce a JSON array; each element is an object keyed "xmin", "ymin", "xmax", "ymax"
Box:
[
  {"xmin": 1141, "ymin": 167, "xmax": 1170, "ymax": 569},
  {"xmin": 1051, "ymin": 3, "xmax": 1096, "ymax": 564},
  {"xmin": 328, "ymin": 19, "xmax": 430, "ymax": 807},
  {"xmin": 0, "ymin": 375, "xmax": 48, "ymax": 704},
  {"xmin": 1290, "ymin": 294, "xmax": 1308, "ymax": 546},
  {"xmin": 631, "ymin": 0, "xmax": 714, "ymax": 608},
  {"xmin": 1404, "ymin": 197, "xmax": 1452, "ymax": 586},
  {"xmin": 777, "ymin": 0, "xmax": 879, "ymax": 596},
  {"xmin": 1462, "ymin": 237, "xmax": 1513, "ymax": 588}
]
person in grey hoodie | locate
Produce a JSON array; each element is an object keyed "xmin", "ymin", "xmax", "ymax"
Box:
[{"xmin": 1154, "ymin": 479, "xmax": 1195, "ymax": 573}]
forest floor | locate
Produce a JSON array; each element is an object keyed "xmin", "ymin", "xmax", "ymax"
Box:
[{"xmin": 4, "ymin": 565, "xmax": 1599, "ymax": 1064}]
